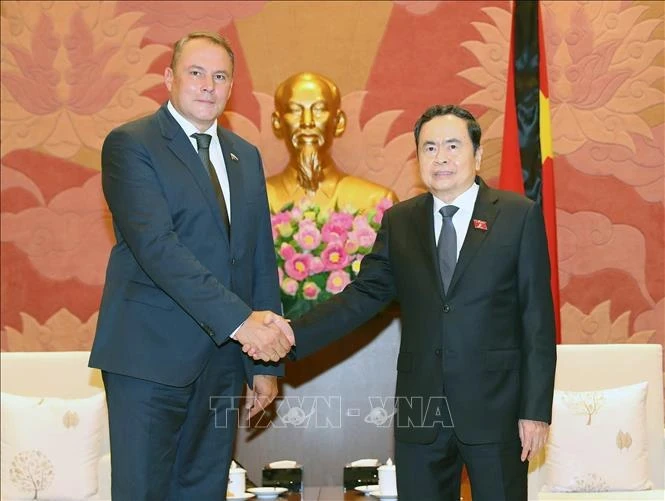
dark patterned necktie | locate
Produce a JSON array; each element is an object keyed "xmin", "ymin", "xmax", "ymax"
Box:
[
  {"xmin": 191, "ymin": 133, "xmax": 230, "ymax": 235},
  {"xmin": 437, "ymin": 205, "xmax": 459, "ymax": 294}
]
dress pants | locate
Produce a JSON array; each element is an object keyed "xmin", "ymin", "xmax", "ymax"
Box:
[
  {"xmin": 103, "ymin": 341, "xmax": 245, "ymax": 501},
  {"xmin": 395, "ymin": 425, "xmax": 528, "ymax": 501}
]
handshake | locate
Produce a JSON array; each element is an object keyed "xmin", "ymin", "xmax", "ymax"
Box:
[{"xmin": 235, "ymin": 311, "xmax": 295, "ymax": 362}]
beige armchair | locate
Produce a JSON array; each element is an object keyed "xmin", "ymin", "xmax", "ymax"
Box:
[{"xmin": 528, "ymin": 344, "xmax": 664, "ymax": 500}]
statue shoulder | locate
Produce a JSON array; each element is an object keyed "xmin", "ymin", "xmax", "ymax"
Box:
[
  {"xmin": 266, "ymin": 170, "xmax": 299, "ymax": 213},
  {"xmin": 332, "ymin": 175, "xmax": 399, "ymax": 212},
  {"xmin": 337, "ymin": 176, "xmax": 398, "ymax": 202}
]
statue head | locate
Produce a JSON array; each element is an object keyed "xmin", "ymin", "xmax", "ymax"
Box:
[{"xmin": 272, "ymin": 72, "xmax": 347, "ymax": 191}]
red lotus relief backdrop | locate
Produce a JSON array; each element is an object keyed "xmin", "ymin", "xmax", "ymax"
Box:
[{"xmin": 1, "ymin": 1, "xmax": 663, "ymax": 373}]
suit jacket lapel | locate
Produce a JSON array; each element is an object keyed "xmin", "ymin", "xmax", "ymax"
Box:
[
  {"xmin": 158, "ymin": 105, "xmax": 230, "ymax": 243},
  {"xmin": 447, "ymin": 178, "xmax": 499, "ymax": 294},
  {"xmin": 218, "ymin": 127, "xmax": 244, "ymax": 248},
  {"xmin": 412, "ymin": 193, "xmax": 447, "ymax": 301}
]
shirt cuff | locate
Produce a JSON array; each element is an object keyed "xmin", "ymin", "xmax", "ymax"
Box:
[{"xmin": 229, "ymin": 320, "xmax": 246, "ymax": 339}]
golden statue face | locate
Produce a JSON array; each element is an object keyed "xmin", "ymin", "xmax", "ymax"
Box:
[{"xmin": 272, "ymin": 74, "xmax": 346, "ymax": 154}]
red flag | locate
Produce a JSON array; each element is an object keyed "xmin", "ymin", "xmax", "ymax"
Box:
[
  {"xmin": 500, "ymin": 0, "xmax": 561, "ymax": 343},
  {"xmin": 499, "ymin": 4, "xmax": 524, "ymax": 195}
]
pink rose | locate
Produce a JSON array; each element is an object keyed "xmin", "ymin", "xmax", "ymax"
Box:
[
  {"xmin": 302, "ymin": 281, "xmax": 321, "ymax": 300},
  {"xmin": 298, "ymin": 218, "xmax": 317, "ymax": 230},
  {"xmin": 279, "ymin": 243, "xmax": 296, "ymax": 260},
  {"xmin": 310, "ymin": 257, "xmax": 325, "ymax": 274},
  {"xmin": 320, "ymin": 242, "xmax": 349, "ymax": 271},
  {"xmin": 349, "ymin": 227, "xmax": 377, "ymax": 250},
  {"xmin": 271, "ymin": 212, "xmax": 291, "ymax": 225},
  {"xmin": 321, "ymin": 221, "xmax": 348, "ymax": 243},
  {"xmin": 284, "ymin": 253, "xmax": 312, "ymax": 281},
  {"xmin": 271, "ymin": 212, "xmax": 291, "ymax": 240},
  {"xmin": 344, "ymin": 237, "xmax": 360, "ymax": 255},
  {"xmin": 353, "ymin": 215, "xmax": 371, "ymax": 230},
  {"xmin": 294, "ymin": 225, "xmax": 322, "ymax": 251},
  {"xmin": 278, "ymin": 267, "xmax": 284, "ymax": 284},
  {"xmin": 328, "ymin": 212, "xmax": 354, "ymax": 230},
  {"xmin": 290, "ymin": 206, "xmax": 303, "ymax": 219},
  {"xmin": 326, "ymin": 270, "xmax": 351, "ymax": 294},
  {"xmin": 281, "ymin": 277, "xmax": 299, "ymax": 296}
]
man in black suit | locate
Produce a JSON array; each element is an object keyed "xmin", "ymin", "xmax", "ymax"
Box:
[
  {"xmin": 262, "ymin": 105, "xmax": 556, "ymax": 500},
  {"xmin": 90, "ymin": 32, "xmax": 294, "ymax": 500}
]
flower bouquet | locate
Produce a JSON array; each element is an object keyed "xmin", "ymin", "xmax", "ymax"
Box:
[{"xmin": 271, "ymin": 197, "xmax": 393, "ymax": 319}]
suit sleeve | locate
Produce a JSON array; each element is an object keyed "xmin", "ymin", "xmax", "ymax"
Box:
[
  {"xmin": 517, "ymin": 202, "xmax": 557, "ymax": 423},
  {"xmin": 101, "ymin": 128, "xmax": 251, "ymax": 345},
  {"xmin": 245, "ymin": 147, "xmax": 284, "ymax": 378},
  {"xmin": 293, "ymin": 209, "xmax": 398, "ymax": 359}
]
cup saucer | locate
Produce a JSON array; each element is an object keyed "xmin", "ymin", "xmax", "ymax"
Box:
[
  {"xmin": 355, "ymin": 484, "xmax": 380, "ymax": 495},
  {"xmin": 247, "ymin": 487, "xmax": 288, "ymax": 499},
  {"xmin": 369, "ymin": 488, "xmax": 398, "ymax": 500}
]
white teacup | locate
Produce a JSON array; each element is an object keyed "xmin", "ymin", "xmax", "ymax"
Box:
[
  {"xmin": 227, "ymin": 461, "xmax": 246, "ymax": 497},
  {"xmin": 378, "ymin": 458, "xmax": 397, "ymax": 495}
]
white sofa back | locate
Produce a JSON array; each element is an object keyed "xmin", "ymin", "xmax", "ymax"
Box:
[
  {"xmin": 1, "ymin": 351, "xmax": 111, "ymax": 500},
  {"xmin": 528, "ymin": 343, "xmax": 664, "ymax": 499}
]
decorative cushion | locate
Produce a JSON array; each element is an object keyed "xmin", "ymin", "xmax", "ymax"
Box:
[
  {"xmin": 544, "ymin": 381, "xmax": 651, "ymax": 492},
  {"xmin": 1, "ymin": 391, "xmax": 107, "ymax": 500}
]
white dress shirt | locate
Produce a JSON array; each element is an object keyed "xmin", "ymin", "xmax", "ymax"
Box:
[
  {"xmin": 167, "ymin": 102, "xmax": 243, "ymax": 337},
  {"xmin": 433, "ymin": 182, "xmax": 480, "ymax": 261},
  {"xmin": 167, "ymin": 101, "xmax": 232, "ymax": 223}
]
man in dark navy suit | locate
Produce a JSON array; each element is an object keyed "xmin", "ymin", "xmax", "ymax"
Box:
[
  {"xmin": 90, "ymin": 32, "xmax": 294, "ymax": 500},
  {"xmin": 261, "ymin": 105, "xmax": 556, "ymax": 501}
]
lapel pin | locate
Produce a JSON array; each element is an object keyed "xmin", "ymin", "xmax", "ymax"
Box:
[
  {"xmin": 230, "ymin": 153, "xmax": 239, "ymax": 162},
  {"xmin": 473, "ymin": 219, "xmax": 488, "ymax": 231}
]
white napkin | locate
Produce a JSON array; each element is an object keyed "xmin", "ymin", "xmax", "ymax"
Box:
[
  {"xmin": 268, "ymin": 460, "xmax": 298, "ymax": 469},
  {"xmin": 350, "ymin": 458, "xmax": 380, "ymax": 467}
]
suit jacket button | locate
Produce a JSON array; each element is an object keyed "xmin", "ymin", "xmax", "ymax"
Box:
[
  {"xmin": 435, "ymin": 349, "xmax": 442, "ymax": 356},
  {"xmin": 442, "ymin": 304, "xmax": 451, "ymax": 313},
  {"xmin": 231, "ymin": 258, "xmax": 236, "ymax": 265}
]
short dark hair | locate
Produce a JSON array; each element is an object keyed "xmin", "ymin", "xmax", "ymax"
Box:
[
  {"xmin": 414, "ymin": 105, "xmax": 482, "ymax": 153},
  {"xmin": 170, "ymin": 32, "xmax": 235, "ymax": 75}
]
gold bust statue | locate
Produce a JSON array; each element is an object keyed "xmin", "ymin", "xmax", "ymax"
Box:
[{"xmin": 266, "ymin": 72, "xmax": 398, "ymax": 213}]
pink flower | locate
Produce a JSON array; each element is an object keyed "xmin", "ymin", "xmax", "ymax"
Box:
[
  {"xmin": 310, "ymin": 257, "xmax": 325, "ymax": 274},
  {"xmin": 279, "ymin": 242, "xmax": 296, "ymax": 260},
  {"xmin": 290, "ymin": 206, "xmax": 303, "ymax": 219},
  {"xmin": 326, "ymin": 270, "xmax": 351, "ymax": 294},
  {"xmin": 271, "ymin": 212, "xmax": 291, "ymax": 226},
  {"xmin": 353, "ymin": 215, "xmax": 371, "ymax": 230},
  {"xmin": 294, "ymin": 225, "xmax": 322, "ymax": 251},
  {"xmin": 271, "ymin": 213, "xmax": 289, "ymax": 240},
  {"xmin": 377, "ymin": 198, "xmax": 394, "ymax": 212},
  {"xmin": 284, "ymin": 253, "xmax": 312, "ymax": 281},
  {"xmin": 302, "ymin": 281, "xmax": 321, "ymax": 300},
  {"xmin": 328, "ymin": 211, "xmax": 354, "ymax": 230},
  {"xmin": 349, "ymin": 227, "xmax": 377, "ymax": 250},
  {"xmin": 373, "ymin": 211, "xmax": 385, "ymax": 225},
  {"xmin": 281, "ymin": 277, "xmax": 298, "ymax": 296},
  {"xmin": 298, "ymin": 218, "xmax": 317, "ymax": 230},
  {"xmin": 278, "ymin": 267, "xmax": 284, "ymax": 284},
  {"xmin": 321, "ymin": 221, "xmax": 348, "ymax": 243},
  {"xmin": 320, "ymin": 242, "xmax": 349, "ymax": 271},
  {"xmin": 344, "ymin": 237, "xmax": 360, "ymax": 254}
]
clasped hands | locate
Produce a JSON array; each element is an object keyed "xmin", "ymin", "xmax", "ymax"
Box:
[{"xmin": 235, "ymin": 311, "xmax": 294, "ymax": 362}]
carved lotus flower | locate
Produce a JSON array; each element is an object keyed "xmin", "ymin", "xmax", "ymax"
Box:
[{"xmin": 1, "ymin": 1, "xmax": 168, "ymax": 159}]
